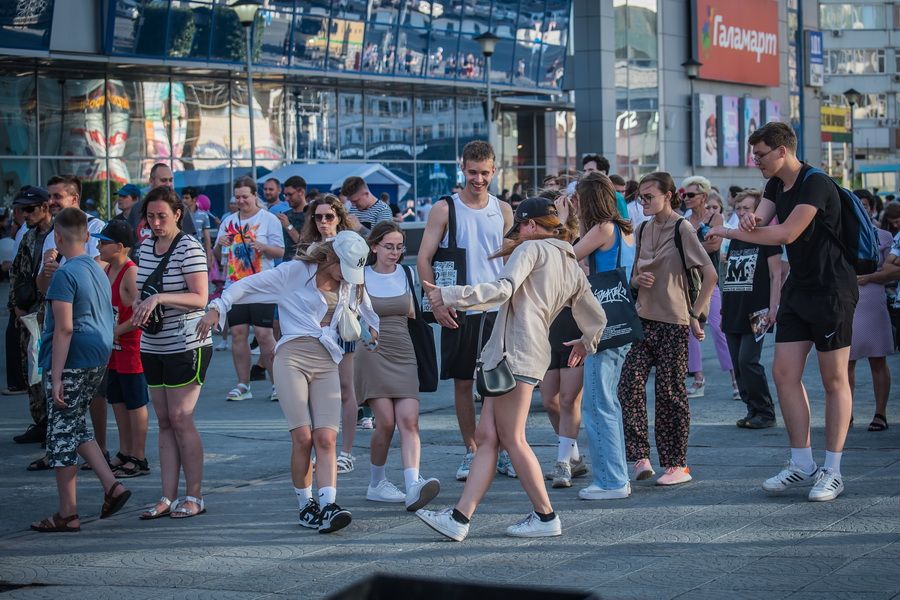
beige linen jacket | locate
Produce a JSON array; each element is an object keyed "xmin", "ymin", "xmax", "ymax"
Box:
[{"xmin": 440, "ymin": 238, "xmax": 607, "ymax": 381}]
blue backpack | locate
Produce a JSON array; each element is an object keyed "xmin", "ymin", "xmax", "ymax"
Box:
[{"xmin": 801, "ymin": 168, "xmax": 879, "ymax": 275}]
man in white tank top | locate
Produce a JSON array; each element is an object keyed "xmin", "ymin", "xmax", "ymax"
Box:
[{"xmin": 417, "ymin": 141, "xmax": 513, "ymax": 481}]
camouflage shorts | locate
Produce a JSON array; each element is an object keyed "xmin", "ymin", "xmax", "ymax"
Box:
[{"xmin": 43, "ymin": 366, "xmax": 107, "ymax": 468}]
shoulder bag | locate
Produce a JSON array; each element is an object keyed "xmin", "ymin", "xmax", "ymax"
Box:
[
  {"xmin": 336, "ymin": 284, "xmax": 362, "ymax": 342},
  {"xmin": 673, "ymin": 217, "xmax": 706, "ymax": 322},
  {"xmin": 588, "ymin": 225, "xmax": 644, "ymax": 351},
  {"xmin": 422, "ymin": 196, "xmax": 467, "ymax": 326},
  {"xmin": 474, "ymin": 309, "xmax": 515, "ymax": 398},
  {"xmin": 139, "ymin": 232, "xmax": 185, "ymax": 334},
  {"xmin": 403, "ymin": 266, "xmax": 439, "ymax": 392}
]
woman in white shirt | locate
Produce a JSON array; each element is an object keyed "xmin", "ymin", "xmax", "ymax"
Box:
[
  {"xmin": 356, "ymin": 222, "xmax": 440, "ymax": 511},
  {"xmin": 197, "ymin": 232, "xmax": 377, "ymax": 534}
]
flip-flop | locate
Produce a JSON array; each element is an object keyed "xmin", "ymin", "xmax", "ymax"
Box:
[
  {"xmin": 868, "ymin": 413, "xmax": 889, "ymax": 432},
  {"xmin": 139, "ymin": 497, "xmax": 174, "ymax": 520},
  {"xmin": 100, "ymin": 481, "xmax": 132, "ymax": 519},
  {"xmin": 30, "ymin": 512, "xmax": 80, "ymax": 533}
]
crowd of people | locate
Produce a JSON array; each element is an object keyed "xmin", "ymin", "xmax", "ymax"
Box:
[{"xmin": 4, "ymin": 123, "xmax": 899, "ymax": 538}]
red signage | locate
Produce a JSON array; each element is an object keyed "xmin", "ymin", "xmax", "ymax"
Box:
[{"xmin": 694, "ymin": 0, "xmax": 780, "ymax": 87}]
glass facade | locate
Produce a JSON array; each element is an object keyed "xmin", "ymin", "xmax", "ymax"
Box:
[{"xmin": 0, "ymin": 0, "xmax": 54, "ymax": 51}]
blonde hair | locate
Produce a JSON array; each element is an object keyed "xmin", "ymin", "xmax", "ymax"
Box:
[
  {"xmin": 681, "ymin": 175, "xmax": 712, "ymax": 195},
  {"xmin": 734, "ymin": 188, "xmax": 763, "ymax": 209}
]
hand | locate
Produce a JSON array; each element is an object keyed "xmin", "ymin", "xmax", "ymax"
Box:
[
  {"xmin": 51, "ymin": 378, "xmax": 66, "ymax": 409},
  {"xmin": 705, "ymin": 226, "xmax": 727, "ymax": 243},
  {"xmin": 739, "ymin": 212, "xmax": 763, "ymax": 232},
  {"xmin": 635, "ymin": 271, "xmax": 655, "ymax": 289},
  {"xmin": 368, "ymin": 327, "xmax": 378, "ymax": 346},
  {"xmin": 131, "ymin": 294, "xmax": 160, "ymax": 327},
  {"xmin": 422, "ymin": 281, "xmax": 458, "ymax": 329},
  {"xmin": 856, "ymin": 274, "xmax": 871, "ymax": 287},
  {"xmin": 42, "ymin": 248, "xmax": 59, "ymax": 278},
  {"xmin": 251, "ymin": 240, "xmax": 267, "ymax": 254},
  {"xmin": 764, "ymin": 307, "xmax": 777, "ymax": 328},
  {"xmin": 277, "ymin": 213, "xmax": 290, "ymax": 228},
  {"xmin": 554, "ymin": 195, "xmax": 572, "ymax": 224},
  {"xmin": 196, "ymin": 309, "xmax": 219, "ymax": 340},
  {"xmin": 690, "ymin": 318, "xmax": 705, "ymax": 341},
  {"xmin": 563, "ymin": 339, "xmax": 587, "ymax": 368},
  {"xmin": 217, "ymin": 235, "xmax": 232, "ymax": 247}
]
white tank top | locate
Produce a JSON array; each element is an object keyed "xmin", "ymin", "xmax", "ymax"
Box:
[{"xmin": 440, "ymin": 193, "xmax": 505, "ymax": 288}]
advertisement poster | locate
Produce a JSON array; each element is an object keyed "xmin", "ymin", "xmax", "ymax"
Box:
[
  {"xmin": 698, "ymin": 93, "xmax": 718, "ymax": 167},
  {"xmin": 762, "ymin": 99, "xmax": 781, "ymax": 124},
  {"xmin": 740, "ymin": 97, "xmax": 761, "ymax": 167},
  {"xmin": 718, "ymin": 95, "xmax": 740, "ymax": 166}
]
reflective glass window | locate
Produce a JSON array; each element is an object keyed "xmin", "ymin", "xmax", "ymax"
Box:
[
  {"xmin": 427, "ymin": 29, "xmax": 460, "ymax": 78},
  {"xmin": 397, "ymin": 28, "xmax": 429, "ymax": 76},
  {"xmin": 332, "ymin": 0, "xmax": 370, "ymax": 20},
  {"xmin": 0, "ymin": 159, "xmax": 38, "ymax": 199},
  {"xmin": 456, "ymin": 36, "xmax": 486, "ymax": 81},
  {"xmin": 456, "ymin": 96, "xmax": 487, "ymax": 154},
  {"xmin": 291, "ymin": 15, "xmax": 329, "ymax": 68},
  {"xmin": 459, "ymin": 0, "xmax": 492, "ymax": 35},
  {"xmin": 820, "ymin": 4, "xmax": 885, "ymax": 29},
  {"xmin": 290, "ymin": 89, "xmax": 337, "ymax": 160},
  {"xmin": 176, "ymin": 80, "xmax": 232, "ymax": 164},
  {"xmin": 539, "ymin": 43, "xmax": 565, "ymax": 88},
  {"xmin": 112, "ymin": 0, "xmax": 170, "ymax": 56},
  {"xmin": 432, "ymin": 4, "xmax": 461, "ymax": 32},
  {"xmin": 362, "ymin": 22, "xmax": 398, "ymax": 74},
  {"xmin": 297, "ymin": 0, "xmax": 333, "ymax": 17},
  {"xmin": 492, "ymin": 0, "xmax": 520, "ymax": 39},
  {"xmin": 544, "ymin": 0, "xmax": 568, "ymax": 47},
  {"xmin": 512, "ymin": 36, "xmax": 541, "ymax": 87},
  {"xmin": 365, "ymin": 94, "xmax": 413, "ymax": 160},
  {"xmin": 0, "ymin": 0, "xmax": 54, "ymax": 50},
  {"xmin": 167, "ymin": 1, "xmax": 212, "ymax": 60},
  {"xmin": 328, "ymin": 19, "xmax": 366, "ymax": 70},
  {"xmin": 381, "ymin": 162, "xmax": 415, "ymax": 202},
  {"xmin": 39, "ymin": 77, "xmax": 113, "ymax": 160},
  {"xmin": 517, "ymin": 0, "xmax": 546, "ymax": 39},
  {"xmin": 209, "ymin": 4, "xmax": 245, "ymax": 62},
  {"xmin": 825, "ymin": 49, "xmax": 885, "ymax": 75},
  {"xmin": 416, "ymin": 97, "xmax": 455, "ymax": 161},
  {"xmin": 489, "ymin": 38, "xmax": 515, "ymax": 85},
  {"xmin": 231, "ymin": 82, "xmax": 286, "ymax": 168},
  {"xmin": 416, "ymin": 162, "xmax": 457, "ymax": 201},
  {"xmin": 339, "ymin": 92, "xmax": 364, "ymax": 159},
  {"xmin": 0, "ymin": 75, "xmax": 37, "ymax": 156},
  {"xmin": 257, "ymin": 10, "xmax": 294, "ymax": 67}
]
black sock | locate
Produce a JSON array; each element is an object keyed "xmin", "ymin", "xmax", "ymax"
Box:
[
  {"xmin": 451, "ymin": 509, "xmax": 470, "ymax": 524},
  {"xmin": 535, "ymin": 510, "xmax": 556, "ymax": 522}
]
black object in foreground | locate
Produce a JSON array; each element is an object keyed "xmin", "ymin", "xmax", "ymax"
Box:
[{"xmin": 327, "ymin": 574, "xmax": 599, "ymax": 600}]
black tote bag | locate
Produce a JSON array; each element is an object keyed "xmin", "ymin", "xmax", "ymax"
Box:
[
  {"xmin": 587, "ymin": 227, "xmax": 644, "ymax": 352},
  {"xmin": 404, "ymin": 266, "xmax": 439, "ymax": 393},
  {"xmin": 422, "ymin": 195, "xmax": 467, "ymax": 326}
]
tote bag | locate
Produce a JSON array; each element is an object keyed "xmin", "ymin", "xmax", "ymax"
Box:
[
  {"xmin": 404, "ymin": 266, "xmax": 439, "ymax": 392},
  {"xmin": 588, "ymin": 226, "xmax": 644, "ymax": 351},
  {"xmin": 422, "ymin": 196, "xmax": 467, "ymax": 326}
]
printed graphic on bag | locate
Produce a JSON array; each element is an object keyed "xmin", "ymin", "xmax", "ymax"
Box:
[{"xmin": 421, "ymin": 260, "xmax": 458, "ymax": 312}]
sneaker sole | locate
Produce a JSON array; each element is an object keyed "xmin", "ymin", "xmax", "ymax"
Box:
[
  {"xmin": 808, "ymin": 487, "xmax": 843, "ymax": 502},
  {"xmin": 578, "ymin": 489, "xmax": 630, "ymax": 500},
  {"xmin": 634, "ymin": 469, "xmax": 655, "ymax": 481},
  {"xmin": 226, "ymin": 395, "xmax": 252, "ymax": 402},
  {"xmin": 506, "ymin": 527, "xmax": 562, "ymax": 538},
  {"xmin": 366, "ymin": 493, "xmax": 406, "ymax": 503},
  {"xmin": 455, "ymin": 473, "xmax": 468, "ymax": 482},
  {"xmin": 299, "ymin": 519, "xmax": 319, "ymax": 529},
  {"xmin": 406, "ymin": 479, "xmax": 441, "ymax": 512},
  {"xmin": 318, "ymin": 512, "xmax": 352, "ymax": 534},
  {"xmin": 416, "ymin": 512, "xmax": 466, "ymax": 542},
  {"xmin": 551, "ymin": 478, "xmax": 572, "ymax": 489},
  {"xmin": 656, "ymin": 475, "xmax": 693, "ymax": 486}
]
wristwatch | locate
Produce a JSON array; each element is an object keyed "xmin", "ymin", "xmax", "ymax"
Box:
[{"xmin": 287, "ymin": 224, "xmax": 294, "ymax": 231}]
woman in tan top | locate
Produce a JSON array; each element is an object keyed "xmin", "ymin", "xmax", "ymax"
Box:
[
  {"xmin": 416, "ymin": 197, "xmax": 606, "ymax": 542},
  {"xmin": 618, "ymin": 172, "xmax": 718, "ymax": 486}
]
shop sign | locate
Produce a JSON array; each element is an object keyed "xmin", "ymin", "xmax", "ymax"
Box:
[
  {"xmin": 805, "ymin": 30, "xmax": 824, "ymax": 87},
  {"xmin": 821, "ymin": 106, "xmax": 851, "ymax": 143}
]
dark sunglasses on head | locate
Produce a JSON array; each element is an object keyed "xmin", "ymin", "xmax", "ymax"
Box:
[{"xmin": 315, "ymin": 213, "xmax": 337, "ymax": 222}]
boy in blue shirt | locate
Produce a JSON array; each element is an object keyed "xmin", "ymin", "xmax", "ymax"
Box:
[{"xmin": 30, "ymin": 208, "xmax": 132, "ymax": 532}]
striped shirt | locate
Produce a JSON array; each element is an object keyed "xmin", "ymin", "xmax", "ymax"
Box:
[
  {"xmin": 349, "ymin": 201, "xmax": 393, "ymax": 230},
  {"xmin": 136, "ymin": 235, "xmax": 211, "ymax": 354}
]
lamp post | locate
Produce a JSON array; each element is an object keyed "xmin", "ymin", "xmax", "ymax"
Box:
[
  {"xmin": 233, "ymin": 0, "xmax": 261, "ymax": 179},
  {"xmin": 475, "ymin": 31, "xmax": 500, "ymax": 151},
  {"xmin": 682, "ymin": 58, "xmax": 703, "ymax": 174},
  {"xmin": 843, "ymin": 87, "xmax": 861, "ymax": 187}
]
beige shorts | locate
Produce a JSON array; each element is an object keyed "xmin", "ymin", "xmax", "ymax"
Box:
[{"xmin": 273, "ymin": 337, "xmax": 341, "ymax": 432}]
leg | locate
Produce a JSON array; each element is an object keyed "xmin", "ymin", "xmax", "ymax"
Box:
[
  {"xmin": 817, "ymin": 347, "xmax": 853, "ymax": 453},
  {"xmin": 338, "ymin": 353, "xmax": 357, "ymax": 455},
  {"xmin": 54, "ymin": 465, "xmax": 79, "ymax": 524},
  {"xmin": 313, "ymin": 427, "xmax": 338, "ymax": 490},
  {"xmin": 652, "ymin": 324, "xmax": 691, "ymax": 468},
  {"xmin": 368, "ymin": 397, "xmax": 397, "ymax": 467},
  {"xmin": 618, "ymin": 328, "xmax": 654, "ymax": 462},
  {"xmin": 687, "ymin": 332, "xmax": 704, "ymax": 385},
  {"xmin": 394, "ymin": 397, "xmax": 421, "ymax": 470},
  {"xmin": 111, "ymin": 402, "xmax": 133, "ymax": 458},
  {"xmin": 454, "ymin": 379, "xmax": 477, "ymax": 451},
  {"xmin": 454, "ymin": 397, "xmax": 499, "ymax": 517},
  {"xmin": 254, "ymin": 326, "xmax": 276, "ymax": 372},
  {"xmin": 539, "ymin": 369, "xmax": 561, "ymax": 434},
  {"xmin": 128, "ymin": 405, "xmax": 149, "ymax": 461},
  {"xmin": 848, "ymin": 359, "xmax": 857, "ymax": 399},
  {"xmin": 725, "ymin": 333, "xmax": 747, "ymax": 415},
  {"xmin": 868, "ymin": 357, "xmax": 890, "ymax": 420},
  {"xmin": 229, "ymin": 324, "xmax": 251, "ymax": 385},
  {"xmin": 89, "ymin": 395, "xmax": 107, "ymax": 454},
  {"xmin": 582, "ymin": 347, "xmax": 630, "ymax": 490},
  {"xmin": 557, "ymin": 366, "xmax": 584, "ymax": 440},
  {"xmin": 149, "ymin": 387, "xmax": 180, "ymax": 512},
  {"xmin": 289, "ymin": 426, "xmax": 314, "ymax": 489},
  {"xmin": 772, "ymin": 341, "xmax": 814, "ymax": 449},
  {"xmin": 739, "ymin": 334, "xmax": 775, "ymax": 422},
  {"xmin": 165, "ymin": 384, "xmax": 204, "ymax": 503},
  {"xmin": 708, "ymin": 288, "xmax": 734, "ymax": 373}
]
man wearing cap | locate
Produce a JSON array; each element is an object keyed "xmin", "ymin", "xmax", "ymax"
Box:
[
  {"xmin": 115, "ymin": 184, "xmax": 141, "ymax": 221},
  {"xmin": 9, "ymin": 186, "xmax": 54, "ymax": 446}
]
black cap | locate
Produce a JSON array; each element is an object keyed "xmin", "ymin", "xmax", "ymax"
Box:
[
  {"xmin": 12, "ymin": 185, "xmax": 49, "ymax": 207},
  {"xmin": 505, "ymin": 197, "xmax": 557, "ymax": 238},
  {"xmin": 91, "ymin": 219, "xmax": 136, "ymax": 248}
]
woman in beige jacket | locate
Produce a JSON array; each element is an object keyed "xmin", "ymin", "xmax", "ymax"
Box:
[{"xmin": 417, "ymin": 197, "xmax": 606, "ymax": 542}]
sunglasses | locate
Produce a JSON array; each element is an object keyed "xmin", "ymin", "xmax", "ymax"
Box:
[
  {"xmin": 22, "ymin": 205, "xmax": 39, "ymax": 213},
  {"xmin": 315, "ymin": 213, "xmax": 337, "ymax": 222},
  {"xmin": 681, "ymin": 192, "xmax": 704, "ymax": 199}
]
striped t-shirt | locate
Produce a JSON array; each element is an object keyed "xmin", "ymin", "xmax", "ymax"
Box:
[
  {"xmin": 136, "ymin": 235, "xmax": 211, "ymax": 354},
  {"xmin": 349, "ymin": 201, "xmax": 393, "ymax": 230}
]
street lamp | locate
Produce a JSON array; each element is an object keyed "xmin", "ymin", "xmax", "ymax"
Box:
[
  {"xmin": 233, "ymin": 0, "xmax": 261, "ymax": 179},
  {"xmin": 843, "ymin": 87, "xmax": 861, "ymax": 186},
  {"xmin": 682, "ymin": 58, "xmax": 703, "ymax": 174},
  {"xmin": 475, "ymin": 31, "xmax": 500, "ymax": 152}
]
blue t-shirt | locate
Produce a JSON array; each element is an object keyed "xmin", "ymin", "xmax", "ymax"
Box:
[{"xmin": 39, "ymin": 255, "xmax": 114, "ymax": 370}]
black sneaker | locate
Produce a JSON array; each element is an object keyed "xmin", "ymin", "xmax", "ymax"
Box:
[
  {"xmin": 298, "ymin": 498, "xmax": 320, "ymax": 529},
  {"xmin": 13, "ymin": 424, "xmax": 46, "ymax": 444},
  {"xmin": 249, "ymin": 364, "xmax": 267, "ymax": 381},
  {"xmin": 744, "ymin": 415, "xmax": 776, "ymax": 429},
  {"xmin": 736, "ymin": 412, "xmax": 755, "ymax": 428},
  {"xmin": 315, "ymin": 502, "xmax": 352, "ymax": 534}
]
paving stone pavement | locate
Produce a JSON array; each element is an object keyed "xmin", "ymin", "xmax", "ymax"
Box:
[{"xmin": 0, "ymin": 292, "xmax": 898, "ymax": 600}]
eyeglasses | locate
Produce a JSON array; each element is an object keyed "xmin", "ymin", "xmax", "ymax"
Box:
[
  {"xmin": 752, "ymin": 147, "xmax": 778, "ymax": 164},
  {"xmin": 315, "ymin": 213, "xmax": 337, "ymax": 222},
  {"xmin": 378, "ymin": 243, "xmax": 406, "ymax": 253},
  {"xmin": 638, "ymin": 195, "xmax": 662, "ymax": 205},
  {"xmin": 681, "ymin": 192, "xmax": 704, "ymax": 199}
]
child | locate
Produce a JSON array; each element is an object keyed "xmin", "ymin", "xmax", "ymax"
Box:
[
  {"xmin": 30, "ymin": 208, "xmax": 131, "ymax": 532},
  {"xmin": 93, "ymin": 220, "xmax": 150, "ymax": 478}
]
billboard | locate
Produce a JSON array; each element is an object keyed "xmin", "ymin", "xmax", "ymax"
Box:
[
  {"xmin": 740, "ymin": 97, "xmax": 761, "ymax": 166},
  {"xmin": 697, "ymin": 93, "xmax": 718, "ymax": 167},
  {"xmin": 694, "ymin": 0, "xmax": 780, "ymax": 87},
  {"xmin": 821, "ymin": 106, "xmax": 851, "ymax": 143},
  {"xmin": 762, "ymin": 99, "xmax": 781, "ymax": 124},
  {"xmin": 718, "ymin": 96, "xmax": 740, "ymax": 166}
]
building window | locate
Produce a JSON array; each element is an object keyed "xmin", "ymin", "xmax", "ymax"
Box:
[
  {"xmin": 826, "ymin": 94, "xmax": 887, "ymax": 120},
  {"xmin": 824, "ymin": 49, "xmax": 885, "ymax": 75},
  {"xmin": 819, "ymin": 4, "xmax": 886, "ymax": 30}
]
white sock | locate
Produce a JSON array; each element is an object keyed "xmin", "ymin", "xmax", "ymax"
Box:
[
  {"xmin": 294, "ymin": 486, "xmax": 312, "ymax": 508},
  {"xmin": 318, "ymin": 486, "xmax": 336, "ymax": 506},
  {"xmin": 823, "ymin": 451, "xmax": 842, "ymax": 476},
  {"xmin": 790, "ymin": 447, "xmax": 817, "ymax": 474},
  {"xmin": 370, "ymin": 463, "xmax": 386, "ymax": 487},
  {"xmin": 403, "ymin": 467, "xmax": 419, "ymax": 490},
  {"xmin": 571, "ymin": 441, "xmax": 581, "ymax": 462},
  {"xmin": 558, "ymin": 436, "xmax": 577, "ymax": 463}
]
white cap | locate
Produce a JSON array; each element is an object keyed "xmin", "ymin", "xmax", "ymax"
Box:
[{"xmin": 333, "ymin": 230, "xmax": 368, "ymax": 285}]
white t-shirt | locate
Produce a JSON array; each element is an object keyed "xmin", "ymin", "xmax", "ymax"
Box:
[
  {"xmin": 627, "ymin": 200, "xmax": 650, "ymax": 227},
  {"xmin": 364, "ymin": 265, "xmax": 409, "ymax": 298},
  {"xmin": 215, "ymin": 209, "xmax": 284, "ymax": 287},
  {"xmin": 38, "ymin": 213, "xmax": 104, "ymax": 273}
]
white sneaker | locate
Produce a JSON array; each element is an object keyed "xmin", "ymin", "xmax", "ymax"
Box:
[
  {"xmin": 506, "ymin": 512, "xmax": 562, "ymax": 538},
  {"xmin": 808, "ymin": 469, "xmax": 844, "ymax": 502},
  {"xmin": 416, "ymin": 507, "xmax": 468, "ymax": 542},
  {"xmin": 405, "ymin": 477, "xmax": 441, "ymax": 511},
  {"xmin": 630, "ymin": 458, "xmax": 655, "ymax": 481},
  {"xmin": 269, "ymin": 385, "xmax": 279, "ymax": 402},
  {"xmin": 456, "ymin": 451, "xmax": 475, "ymax": 481},
  {"xmin": 506, "ymin": 461, "xmax": 517, "ymax": 478},
  {"xmin": 366, "ymin": 479, "xmax": 406, "ymax": 503},
  {"xmin": 762, "ymin": 461, "xmax": 821, "ymax": 494},
  {"xmin": 578, "ymin": 482, "xmax": 631, "ymax": 500}
]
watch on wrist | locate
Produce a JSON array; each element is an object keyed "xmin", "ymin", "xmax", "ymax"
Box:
[{"xmin": 287, "ymin": 224, "xmax": 294, "ymax": 231}]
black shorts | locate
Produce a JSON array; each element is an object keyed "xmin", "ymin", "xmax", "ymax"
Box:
[
  {"xmin": 141, "ymin": 347, "xmax": 212, "ymax": 388},
  {"xmin": 106, "ymin": 370, "xmax": 150, "ymax": 410},
  {"xmin": 440, "ymin": 312, "xmax": 496, "ymax": 381},
  {"xmin": 547, "ymin": 308, "xmax": 582, "ymax": 371},
  {"xmin": 775, "ymin": 288, "xmax": 858, "ymax": 352},
  {"xmin": 227, "ymin": 303, "xmax": 276, "ymax": 328}
]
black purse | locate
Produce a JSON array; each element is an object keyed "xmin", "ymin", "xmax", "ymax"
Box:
[
  {"xmin": 403, "ymin": 266, "xmax": 439, "ymax": 393},
  {"xmin": 474, "ymin": 310, "xmax": 515, "ymax": 398},
  {"xmin": 587, "ymin": 226, "xmax": 644, "ymax": 352},
  {"xmin": 139, "ymin": 232, "xmax": 185, "ymax": 335},
  {"xmin": 422, "ymin": 196, "xmax": 467, "ymax": 327}
]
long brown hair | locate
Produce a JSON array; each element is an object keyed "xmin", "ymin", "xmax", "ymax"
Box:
[
  {"xmin": 299, "ymin": 194, "xmax": 353, "ymax": 244},
  {"xmin": 576, "ymin": 172, "xmax": 632, "ymax": 235},
  {"xmin": 366, "ymin": 220, "xmax": 405, "ymax": 266}
]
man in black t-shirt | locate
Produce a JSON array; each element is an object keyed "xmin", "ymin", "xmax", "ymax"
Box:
[
  {"xmin": 277, "ymin": 175, "xmax": 307, "ymax": 262},
  {"xmin": 707, "ymin": 122, "xmax": 856, "ymax": 503}
]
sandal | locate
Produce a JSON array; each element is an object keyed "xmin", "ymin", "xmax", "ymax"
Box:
[
  {"xmin": 114, "ymin": 456, "xmax": 148, "ymax": 479},
  {"xmin": 868, "ymin": 413, "xmax": 889, "ymax": 432},
  {"xmin": 100, "ymin": 481, "xmax": 132, "ymax": 519},
  {"xmin": 26, "ymin": 456, "xmax": 52, "ymax": 471},
  {"xmin": 226, "ymin": 383, "xmax": 252, "ymax": 402},
  {"xmin": 81, "ymin": 450, "xmax": 112, "ymax": 471},
  {"xmin": 170, "ymin": 495, "xmax": 205, "ymax": 519},
  {"xmin": 30, "ymin": 512, "xmax": 80, "ymax": 533},
  {"xmin": 139, "ymin": 496, "xmax": 174, "ymax": 520}
]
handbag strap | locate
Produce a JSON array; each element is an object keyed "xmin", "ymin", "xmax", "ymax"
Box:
[
  {"xmin": 672, "ymin": 217, "xmax": 697, "ymax": 313},
  {"xmin": 441, "ymin": 195, "xmax": 458, "ymax": 249},
  {"xmin": 403, "ymin": 265, "xmax": 422, "ymax": 319},
  {"xmin": 145, "ymin": 232, "xmax": 185, "ymax": 290},
  {"xmin": 236, "ymin": 213, "xmax": 257, "ymax": 274}
]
